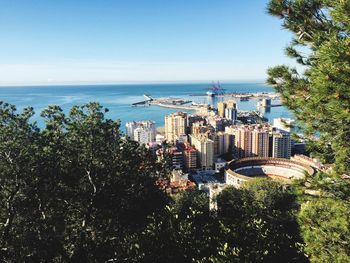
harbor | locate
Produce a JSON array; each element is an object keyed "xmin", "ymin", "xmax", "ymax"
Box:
[
  {"xmin": 189, "ymin": 92, "xmax": 280, "ymax": 100},
  {"xmin": 188, "ymin": 82, "xmax": 280, "ymax": 101},
  {"xmin": 131, "ymin": 93, "xmax": 281, "ymax": 111},
  {"xmin": 131, "ymin": 82, "xmax": 281, "ymax": 110},
  {"xmin": 131, "ymin": 93, "xmax": 268, "ymax": 124}
]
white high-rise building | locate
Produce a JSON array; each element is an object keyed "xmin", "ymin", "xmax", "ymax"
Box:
[
  {"xmin": 125, "ymin": 120, "xmax": 156, "ymax": 144},
  {"xmin": 224, "ymin": 107, "xmax": 237, "ymax": 121},
  {"xmin": 133, "ymin": 127, "xmax": 155, "ymax": 145}
]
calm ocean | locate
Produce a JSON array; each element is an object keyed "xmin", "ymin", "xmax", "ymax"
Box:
[{"xmin": 0, "ymin": 82, "xmax": 293, "ymax": 131}]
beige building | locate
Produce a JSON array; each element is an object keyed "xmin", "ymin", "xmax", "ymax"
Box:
[
  {"xmin": 224, "ymin": 126, "xmax": 236, "ymax": 154},
  {"xmin": 217, "ymin": 102, "xmax": 227, "ymax": 118},
  {"xmin": 210, "ymin": 131, "xmax": 230, "ymax": 157},
  {"xmin": 191, "ymin": 121, "xmax": 208, "ymax": 136},
  {"xmin": 252, "ymin": 128, "xmax": 270, "ymax": 157},
  {"xmin": 190, "ymin": 134, "xmax": 214, "ymax": 170},
  {"xmin": 233, "ymin": 125, "xmax": 270, "ymax": 158},
  {"xmin": 165, "ymin": 112, "xmax": 187, "ymax": 143},
  {"xmin": 226, "ymin": 100, "xmax": 237, "ymax": 109},
  {"xmin": 235, "ymin": 126, "xmax": 253, "ymax": 158}
]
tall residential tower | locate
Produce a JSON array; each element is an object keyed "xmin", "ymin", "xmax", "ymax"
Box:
[{"xmin": 165, "ymin": 112, "xmax": 187, "ymax": 143}]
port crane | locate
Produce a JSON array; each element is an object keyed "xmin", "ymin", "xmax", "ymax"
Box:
[{"xmin": 205, "ymin": 81, "xmax": 226, "ymax": 97}]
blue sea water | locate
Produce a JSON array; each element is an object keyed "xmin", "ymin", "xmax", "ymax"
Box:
[{"xmin": 0, "ymin": 82, "xmax": 293, "ymax": 131}]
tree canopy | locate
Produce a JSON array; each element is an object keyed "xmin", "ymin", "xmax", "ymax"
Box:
[
  {"xmin": 0, "ymin": 102, "xmax": 168, "ymax": 262},
  {"xmin": 267, "ymin": 1, "xmax": 350, "ymax": 261},
  {"xmin": 267, "ymin": 0, "xmax": 350, "ymax": 175},
  {"xmin": 0, "ymin": 102, "xmax": 310, "ymax": 262}
]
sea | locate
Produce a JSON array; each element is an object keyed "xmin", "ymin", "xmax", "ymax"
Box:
[{"xmin": 0, "ymin": 82, "xmax": 293, "ymax": 131}]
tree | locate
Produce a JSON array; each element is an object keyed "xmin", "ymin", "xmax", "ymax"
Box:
[
  {"xmin": 0, "ymin": 102, "xmax": 169, "ymax": 262},
  {"xmin": 0, "ymin": 103, "xmax": 42, "ymax": 261},
  {"xmin": 216, "ymin": 179, "xmax": 306, "ymax": 262},
  {"xmin": 298, "ymin": 198, "xmax": 350, "ymax": 262},
  {"xmin": 134, "ymin": 190, "xmax": 221, "ymax": 263},
  {"xmin": 266, "ymin": 3, "xmax": 350, "ymax": 259},
  {"xmin": 267, "ymin": 0, "xmax": 350, "ymax": 175}
]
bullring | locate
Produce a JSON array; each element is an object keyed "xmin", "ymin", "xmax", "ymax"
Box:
[{"xmin": 225, "ymin": 157, "xmax": 315, "ymax": 187}]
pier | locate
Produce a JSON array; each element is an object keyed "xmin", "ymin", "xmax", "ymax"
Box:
[
  {"xmin": 149, "ymin": 102, "xmax": 201, "ymax": 110},
  {"xmin": 132, "ymin": 94, "xmax": 154, "ymax": 106},
  {"xmin": 148, "ymin": 97, "xmax": 206, "ymax": 110},
  {"xmin": 132, "ymin": 95, "xmax": 206, "ymax": 110}
]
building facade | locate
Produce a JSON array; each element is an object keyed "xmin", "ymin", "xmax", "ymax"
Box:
[
  {"xmin": 234, "ymin": 126, "xmax": 253, "ymax": 158},
  {"xmin": 126, "ymin": 120, "xmax": 156, "ymax": 144},
  {"xmin": 210, "ymin": 131, "xmax": 230, "ymax": 157},
  {"xmin": 184, "ymin": 147, "xmax": 197, "ymax": 171},
  {"xmin": 271, "ymin": 130, "xmax": 291, "ymax": 159},
  {"xmin": 190, "ymin": 134, "xmax": 214, "ymax": 170},
  {"xmin": 226, "ymin": 100, "xmax": 237, "ymax": 109},
  {"xmin": 165, "ymin": 112, "xmax": 187, "ymax": 143},
  {"xmin": 224, "ymin": 107, "xmax": 237, "ymax": 122},
  {"xmin": 217, "ymin": 102, "xmax": 227, "ymax": 118},
  {"xmin": 252, "ymin": 128, "xmax": 270, "ymax": 157}
]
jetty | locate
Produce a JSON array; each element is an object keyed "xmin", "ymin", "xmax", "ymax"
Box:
[
  {"xmin": 132, "ymin": 94, "xmax": 153, "ymax": 106},
  {"xmin": 131, "ymin": 95, "xmax": 209, "ymax": 111}
]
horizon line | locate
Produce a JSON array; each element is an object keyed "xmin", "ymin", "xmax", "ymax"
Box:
[{"xmin": 0, "ymin": 79, "xmax": 267, "ymax": 87}]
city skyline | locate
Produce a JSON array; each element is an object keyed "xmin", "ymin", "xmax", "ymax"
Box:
[{"xmin": 0, "ymin": 0, "xmax": 296, "ymax": 85}]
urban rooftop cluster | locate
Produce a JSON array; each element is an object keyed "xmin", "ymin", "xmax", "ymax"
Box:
[{"xmin": 126, "ymin": 100, "xmax": 319, "ymax": 195}]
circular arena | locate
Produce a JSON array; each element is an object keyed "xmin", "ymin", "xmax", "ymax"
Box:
[{"xmin": 225, "ymin": 157, "xmax": 315, "ymax": 187}]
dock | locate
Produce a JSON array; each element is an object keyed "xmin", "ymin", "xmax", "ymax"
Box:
[
  {"xmin": 132, "ymin": 94, "xmax": 153, "ymax": 106},
  {"xmin": 189, "ymin": 92, "xmax": 280, "ymax": 100},
  {"xmin": 131, "ymin": 95, "xmax": 206, "ymax": 110},
  {"xmin": 149, "ymin": 102, "xmax": 206, "ymax": 110}
]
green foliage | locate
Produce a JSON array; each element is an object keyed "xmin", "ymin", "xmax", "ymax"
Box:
[
  {"xmin": 266, "ymin": 2, "xmax": 350, "ymax": 258},
  {"xmin": 6, "ymin": 101, "xmax": 347, "ymax": 262},
  {"xmin": 293, "ymin": 171, "xmax": 350, "ymax": 202},
  {"xmin": 267, "ymin": 0, "xmax": 350, "ymax": 175},
  {"xmin": 0, "ymin": 102, "xmax": 168, "ymax": 262},
  {"xmin": 299, "ymin": 198, "xmax": 350, "ymax": 262},
  {"xmin": 134, "ymin": 190, "xmax": 222, "ymax": 263},
  {"xmin": 216, "ymin": 179, "xmax": 306, "ymax": 262}
]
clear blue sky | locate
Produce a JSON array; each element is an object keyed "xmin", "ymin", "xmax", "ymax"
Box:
[{"xmin": 0, "ymin": 0, "xmax": 294, "ymax": 85}]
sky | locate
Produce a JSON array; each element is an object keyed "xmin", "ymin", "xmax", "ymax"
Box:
[{"xmin": 0, "ymin": 0, "xmax": 295, "ymax": 85}]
